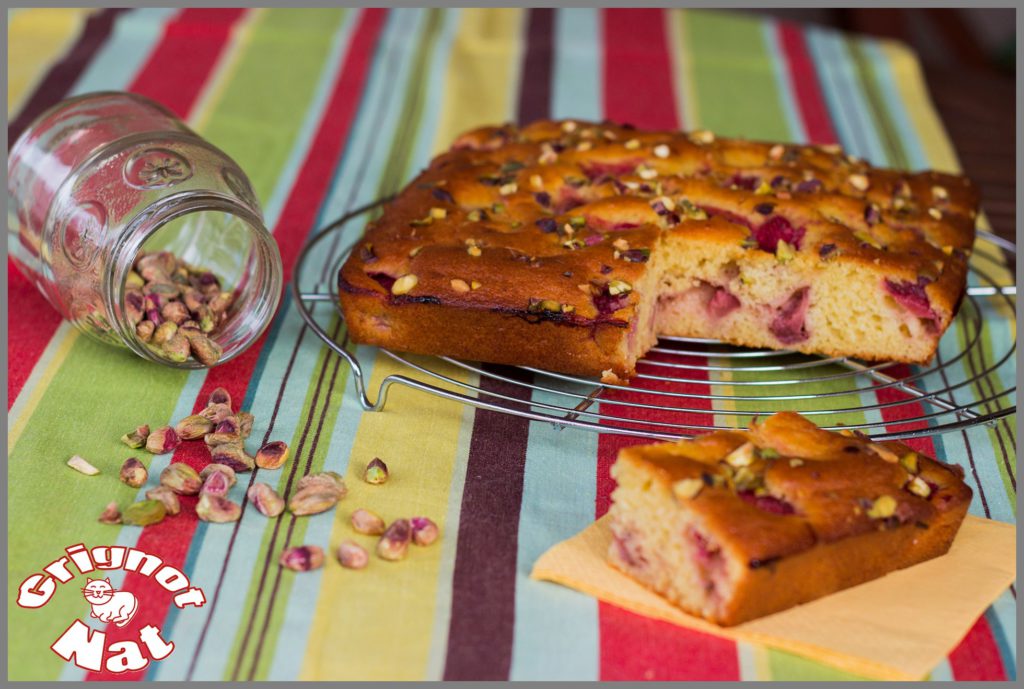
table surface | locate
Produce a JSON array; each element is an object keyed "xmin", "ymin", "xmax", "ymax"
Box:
[{"xmin": 7, "ymin": 8, "xmax": 1017, "ymax": 681}]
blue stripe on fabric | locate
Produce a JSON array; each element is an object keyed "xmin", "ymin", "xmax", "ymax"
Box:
[
  {"xmin": 69, "ymin": 8, "xmax": 179, "ymax": 95},
  {"xmin": 804, "ymin": 28, "xmax": 886, "ymax": 163},
  {"xmin": 551, "ymin": 8, "xmax": 601, "ymax": 121},
  {"xmin": 510, "ymin": 7, "xmax": 602, "ymax": 680}
]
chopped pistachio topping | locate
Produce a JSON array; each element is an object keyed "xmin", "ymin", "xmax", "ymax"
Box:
[
  {"xmin": 848, "ymin": 173, "xmax": 870, "ymax": 191},
  {"xmin": 758, "ymin": 447, "xmax": 780, "ymax": 459},
  {"xmin": 899, "ymin": 452, "xmax": 920, "ymax": 473},
  {"xmin": 575, "ymin": 140, "xmax": 593, "ymax": 152},
  {"xmin": 529, "ymin": 174, "xmax": 543, "ymax": 190},
  {"xmin": 674, "ymin": 477, "xmax": 704, "ymax": 500},
  {"xmin": 928, "ymin": 207, "xmax": 942, "ymax": 220},
  {"xmin": 450, "ymin": 278, "xmax": 470, "ymax": 293},
  {"xmin": 768, "ymin": 144, "xmax": 785, "ymax": 160},
  {"xmin": 653, "ymin": 144, "xmax": 670, "ymax": 158},
  {"xmin": 775, "ymin": 239, "xmax": 796, "ymax": 263},
  {"xmin": 931, "ymin": 185, "xmax": 948, "ymax": 200},
  {"xmin": 607, "ymin": 279, "xmax": 632, "ymax": 296},
  {"xmin": 636, "ymin": 164, "xmax": 658, "ymax": 180},
  {"xmin": 754, "ymin": 180, "xmax": 773, "ymax": 195},
  {"xmin": 853, "ymin": 230, "xmax": 882, "ymax": 249},
  {"xmin": 868, "ymin": 443, "xmax": 900, "ymax": 463},
  {"xmin": 624, "ymin": 138, "xmax": 640, "ymax": 150},
  {"xmin": 467, "ymin": 245, "xmax": 482, "ymax": 257},
  {"xmin": 467, "ymin": 209, "xmax": 483, "ymax": 222},
  {"xmin": 690, "ymin": 130, "xmax": 715, "ymax": 144},
  {"xmin": 907, "ymin": 476, "xmax": 932, "ymax": 498},
  {"xmin": 429, "ymin": 207, "xmax": 447, "ymax": 220},
  {"xmin": 391, "ymin": 274, "xmax": 418, "ymax": 296},
  {"xmin": 789, "ymin": 458, "xmax": 804, "ymax": 468},
  {"xmin": 612, "ymin": 238, "xmax": 630, "ymax": 251},
  {"xmin": 725, "ymin": 442, "xmax": 756, "ymax": 467},
  {"xmin": 499, "ymin": 182, "xmax": 518, "ymax": 196},
  {"xmin": 561, "ymin": 120, "xmax": 577, "ymax": 133},
  {"xmin": 866, "ymin": 494, "xmax": 897, "ymax": 519}
]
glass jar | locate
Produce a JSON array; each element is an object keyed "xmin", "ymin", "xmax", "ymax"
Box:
[{"xmin": 7, "ymin": 91, "xmax": 282, "ymax": 368}]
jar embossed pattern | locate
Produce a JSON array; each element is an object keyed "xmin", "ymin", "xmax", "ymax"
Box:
[{"xmin": 7, "ymin": 91, "xmax": 282, "ymax": 367}]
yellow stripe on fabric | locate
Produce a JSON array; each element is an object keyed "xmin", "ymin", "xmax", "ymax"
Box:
[
  {"xmin": 303, "ymin": 9, "xmax": 524, "ymax": 679},
  {"xmin": 299, "ymin": 357, "xmax": 473, "ymax": 680},
  {"xmin": 7, "ymin": 8, "xmax": 94, "ymax": 116},
  {"xmin": 188, "ymin": 8, "xmax": 262, "ymax": 133},
  {"xmin": 432, "ymin": 7, "xmax": 524, "ymax": 152},
  {"xmin": 7, "ymin": 326, "xmax": 80, "ymax": 450}
]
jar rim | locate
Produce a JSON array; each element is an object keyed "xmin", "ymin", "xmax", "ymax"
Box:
[{"xmin": 106, "ymin": 192, "xmax": 282, "ymax": 368}]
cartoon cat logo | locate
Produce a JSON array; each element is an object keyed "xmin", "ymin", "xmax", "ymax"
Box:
[{"xmin": 81, "ymin": 578, "xmax": 138, "ymax": 628}]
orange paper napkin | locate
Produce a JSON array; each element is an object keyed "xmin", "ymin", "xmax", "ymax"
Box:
[{"xmin": 531, "ymin": 515, "xmax": 1016, "ymax": 680}]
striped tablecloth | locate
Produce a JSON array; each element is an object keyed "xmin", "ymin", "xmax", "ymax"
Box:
[{"xmin": 8, "ymin": 8, "xmax": 1016, "ymax": 681}]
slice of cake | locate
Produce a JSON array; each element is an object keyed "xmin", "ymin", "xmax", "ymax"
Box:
[
  {"xmin": 608, "ymin": 412, "xmax": 972, "ymax": 626},
  {"xmin": 338, "ymin": 120, "xmax": 978, "ymax": 380}
]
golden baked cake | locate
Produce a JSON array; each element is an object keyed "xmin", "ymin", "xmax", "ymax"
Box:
[
  {"xmin": 607, "ymin": 412, "xmax": 972, "ymax": 626},
  {"xmin": 338, "ymin": 120, "xmax": 978, "ymax": 380}
]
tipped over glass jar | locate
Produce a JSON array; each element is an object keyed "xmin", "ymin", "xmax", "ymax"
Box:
[{"xmin": 7, "ymin": 91, "xmax": 282, "ymax": 368}]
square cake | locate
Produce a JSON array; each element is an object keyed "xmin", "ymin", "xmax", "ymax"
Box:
[
  {"xmin": 338, "ymin": 120, "xmax": 978, "ymax": 380},
  {"xmin": 607, "ymin": 412, "xmax": 972, "ymax": 626}
]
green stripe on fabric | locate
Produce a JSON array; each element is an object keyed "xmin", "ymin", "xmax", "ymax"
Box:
[
  {"xmin": 200, "ymin": 8, "xmax": 351, "ymax": 205},
  {"xmin": 225, "ymin": 318, "xmax": 353, "ymax": 680},
  {"xmin": 768, "ymin": 649, "xmax": 874, "ymax": 681},
  {"xmin": 681, "ymin": 10, "xmax": 791, "ymax": 140}
]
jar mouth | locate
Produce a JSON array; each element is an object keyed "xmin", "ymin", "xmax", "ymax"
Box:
[{"xmin": 107, "ymin": 192, "xmax": 282, "ymax": 368}]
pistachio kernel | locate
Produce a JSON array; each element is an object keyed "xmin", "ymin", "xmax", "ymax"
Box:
[
  {"xmin": 775, "ymin": 239, "xmax": 796, "ymax": 263},
  {"xmin": 866, "ymin": 494, "xmax": 898, "ymax": 520},
  {"xmin": 607, "ymin": 279, "xmax": 632, "ymax": 296},
  {"xmin": 280, "ymin": 545, "xmax": 325, "ymax": 572},
  {"xmin": 337, "ymin": 541, "xmax": 369, "ymax": 570},
  {"xmin": 146, "ymin": 426, "xmax": 181, "ymax": 454},
  {"xmin": 498, "ymin": 182, "xmax": 518, "ymax": 196},
  {"xmin": 673, "ymin": 478, "xmax": 704, "ymax": 500},
  {"xmin": 200, "ymin": 402, "xmax": 233, "ymax": 424},
  {"xmin": 411, "ymin": 517, "xmax": 440, "ymax": 546},
  {"xmin": 288, "ymin": 488, "xmax": 341, "ymax": 516},
  {"xmin": 136, "ymin": 320, "xmax": 155, "ymax": 343},
  {"xmin": 255, "ymin": 441, "xmax": 289, "ymax": 470},
  {"xmin": 247, "ymin": 482, "xmax": 285, "ymax": 518},
  {"xmin": 189, "ymin": 334, "xmax": 223, "ymax": 367},
  {"xmin": 296, "ymin": 471, "xmax": 348, "ymax": 497},
  {"xmin": 209, "ymin": 443, "xmax": 255, "ymax": 473},
  {"xmin": 145, "ymin": 486, "xmax": 181, "ymax": 515},
  {"xmin": 200, "ymin": 469, "xmax": 233, "ymax": 497},
  {"xmin": 235, "ymin": 411, "xmax": 255, "ymax": 439},
  {"xmin": 122, "ymin": 499, "xmax": 167, "ymax": 526},
  {"xmin": 175, "ymin": 414, "xmax": 215, "ymax": 440},
  {"xmin": 120, "ymin": 457, "xmax": 148, "ymax": 488},
  {"xmin": 98, "ymin": 502, "xmax": 122, "ymax": 525},
  {"xmin": 351, "ymin": 508, "xmax": 387, "ymax": 535},
  {"xmin": 196, "ymin": 493, "xmax": 242, "ymax": 523},
  {"xmin": 121, "ymin": 424, "xmax": 151, "ymax": 449},
  {"xmin": 376, "ymin": 519, "xmax": 412, "ymax": 561},
  {"xmin": 68, "ymin": 454, "xmax": 100, "ymax": 476},
  {"xmin": 364, "ymin": 457, "xmax": 389, "ymax": 485},
  {"xmin": 208, "ymin": 387, "xmax": 231, "ymax": 408},
  {"xmin": 160, "ymin": 463, "xmax": 202, "ymax": 495}
]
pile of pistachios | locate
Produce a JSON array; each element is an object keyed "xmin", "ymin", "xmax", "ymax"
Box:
[
  {"xmin": 73, "ymin": 386, "xmax": 440, "ymax": 572},
  {"xmin": 126, "ymin": 250, "xmax": 234, "ymax": 366}
]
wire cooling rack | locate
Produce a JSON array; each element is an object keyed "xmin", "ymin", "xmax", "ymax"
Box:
[{"xmin": 292, "ymin": 199, "xmax": 1016, "ymax": 440}]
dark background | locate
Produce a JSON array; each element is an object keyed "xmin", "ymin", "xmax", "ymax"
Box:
[{"xmin": 748, "ymin": 8, "xmax": 1016, "ymax": 249}]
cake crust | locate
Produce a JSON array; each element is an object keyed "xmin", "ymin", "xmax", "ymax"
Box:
[
  {"xmin": 607, "ymin": 412, "xmax": 972, "ymax": 626},
  {"xmin": 339, "ymin": 120, "xmax": 978, "ymax": 378}
]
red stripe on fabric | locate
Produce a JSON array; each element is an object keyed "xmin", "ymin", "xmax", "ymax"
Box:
[
  {"xmin": 129, "ymin": 8, "xmax": 247, "ymax": 117},
  {"xmin": 599, "ymin": 604, "xmax": 740, "ymax": 680},
  {"xmin": 949, "ymin": 615, "xmax": 1008, "ymax": 681},
  {"xmin": 8, "ymin": 258, "xmax": 64, "ymax": 408},
  {"xmin": 602, "ymin": 8, "xmax": 678, "ymax": 130},
  {"xmin": 597, "ymin": 14, "xmax": 739, "ymax": 678},
  {"xmin": 777, "ymin": 23, "xmax": 838, "ymax": 145},
  {"xmin": 83, "ymin": 9, "xmax": 388, "ymax": 681},
  {"xmin": 871, "ymin": 364, "xmax": 937, "ymax": 456},
  {"xmin": 7, "ymin": 8, "xmax": 246, "ymax": 410}
]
